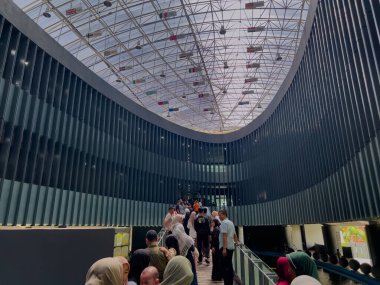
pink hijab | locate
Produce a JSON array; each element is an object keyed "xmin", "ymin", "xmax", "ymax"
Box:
[{"xmin": 276, "ymin": 257, "xmax": 296, "ymax": 285}]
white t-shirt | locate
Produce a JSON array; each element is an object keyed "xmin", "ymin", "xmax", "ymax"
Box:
[
  {"xmin": 219, "ymin": 218, "xmax": 236, "ymax": 250},
  {"xmin": 163, "ymin": 213, "xmax": 173, "ymax": 231}
]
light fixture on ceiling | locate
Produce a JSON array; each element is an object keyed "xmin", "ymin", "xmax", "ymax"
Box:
[
  {"xmin": 43, "ymin": 8, "xmax": 51, "ymax": 18},
  {"xmin": 116, "ymin": 79, "xmax": 122, "ymax": 83},
  {"xmin": 135, "ymin": 41, "xmax": 142, "ymax": 49},
  {"xmin": 276, "ymin": 53, "xmax": 282, "ymax": 61},
  {"xmin": 222, "ymin": 89, "xmax": 227, "ymax": 94},
  {"xmin": 223, "ymin": 61, "xmax": 229, "ymax": 69},
  {"xmin": 257, "ymin": 102, "xmax": 262, "ymax": 108},
  {"xmin": 160, "ymin": 70, "xmax": 166, "ymax": 78},
  {"xmin": 219, "ymin": 25, "xmax": 226, "ymax": 35},
  {"xmin": 103, "ymin": 0, "xmax": 112, "ymax": 7}
]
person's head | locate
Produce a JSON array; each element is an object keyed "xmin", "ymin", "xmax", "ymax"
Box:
[
  {"xmin": 129, "ymin": 249, "xmax": 151, "ymax": 284},
  {"xmin": 276, "ymin": 256, "xmax": 296, "ymax": 283},
  {"xmin": 218, "ymin": 209, "xmax": 228, "ymax": 220},
  {"xmin": 160, "ymin": 256, "xmax": 194, "ymax": 285},
  {"xmin": 203, "ymin": 207, "xmax": 208, "ymax": 214},
  {"xmin": 85, "ymin": 257, "xmax": 123, "ymax": 285},
  {"xmin": 212, "ymin": 211, "xmax": 218, "ymax": 218},
  {"xmin": 165, "ymin": 234, "xmax": 180, "ymax": 255},
  {"xmin": 145, "ymin": 230, "xmax": 158, "ymax": 246},
  {"xmin": 212, "ymin": 218, "xmax": 221, "ymax": 228},
  {"xmin": 198, "ymin": 208, "xmax": 204, "ymax": 215},
  {"xmin": 168, "ymin": 206, "xmax": 174, "ymax": 215},
  {"xmin": 115, "ymin": 256, "xmax": 130, "ymax": 285},
  {"xmin": 286, "ymin": 252, "xmax": 320, "ymax": 281},
  {"xmin": 184, "ymin": 208, "xmax": 191, "ymax": 219},
  {"xmin": 291, "ymin": 275, "xmax": 321, "ymax": 285},
  {"xmin": 140, "ymin": 266, "xmax": 159, "ymax": 285}
]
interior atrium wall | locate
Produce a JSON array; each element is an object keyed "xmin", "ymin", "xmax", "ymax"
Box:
[{"xmin": 0, "ymin": 0, "xmax": 379, "ymax": 226}]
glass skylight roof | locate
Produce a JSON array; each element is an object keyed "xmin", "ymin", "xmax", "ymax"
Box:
[{"xmin": 14, "ymin": 0, "xmax": 310, "ymax": 134}]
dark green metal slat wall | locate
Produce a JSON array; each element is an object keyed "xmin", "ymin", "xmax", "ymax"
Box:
[{"xmin": 0, "ymin": 0, "xmax": 379, "ymax": 226}]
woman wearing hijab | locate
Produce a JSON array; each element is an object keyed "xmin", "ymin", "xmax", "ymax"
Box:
[
  {"xmin": 160, "ymin": 234, "xmax": 180, "ymax": 260},
  {"xmin": 276, "ymin": 256, "xmax": 296, "ymax": 285},
  {"xmin": 291, "ymin": 275, "xmax": 321, "ymax": 285},
  {"xmin": 85, "ymin": 257, "xmax": 123, "ymax": 285},
  {"xmin": 183, "ymin": 208, "xmax": 191, "ymax": 235},
  {"xmin": 128, "ymin": 249, "xmax": 151, "ymax": 285},
  {"xmin": 210, "ymin": 218, "xmax": 222, "ymax": 281},
  {"xmin": 172, "ymin": 223, "xmax": 198, "ymax": 285},
  {"xmin": 286, "ymin": 252, "xmax": 319, "ymax": 281},
  {"xmin": 188, "ymin": 211, "xmax": 197, "ymax": 241},
  {"xmin": 115, "ymin": 256, "xmax": 130, "ymax": 285},
  {"xmin": 160, "ymin": 256, "xmax": 194, "ymax": 285}
]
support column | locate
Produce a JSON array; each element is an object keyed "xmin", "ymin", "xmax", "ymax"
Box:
[{"xmin": 238, "ymin": 226, "xmax": 244, "ymax": 244}]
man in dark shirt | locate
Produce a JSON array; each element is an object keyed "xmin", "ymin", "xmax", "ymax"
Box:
[{"xmin": 194, "ymin": 208, "xmax": 210, "ymax": 264}]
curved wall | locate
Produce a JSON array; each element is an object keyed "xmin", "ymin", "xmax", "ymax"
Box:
[{"xmin": 0, "ymin": 0, "xmax": 379, "ymax": 226}]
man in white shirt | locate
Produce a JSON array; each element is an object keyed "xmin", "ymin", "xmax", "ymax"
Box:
[
  {"xmin": 218, "ymin": 209, "xmax": 239, "ymax": 285},
  {"xmin": 163, "ymin": 206, "xmax": 174, "ymax": 232}
]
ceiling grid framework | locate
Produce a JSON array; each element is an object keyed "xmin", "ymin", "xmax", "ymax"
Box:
[{"xmin": 14, "ymin": 0, "xmax": 309, "ymax": 134}]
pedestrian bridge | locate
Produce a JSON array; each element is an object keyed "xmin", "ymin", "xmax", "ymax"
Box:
[{"xmin": 158, "ymin": 229, "xmax": 277, "ymax": 285}]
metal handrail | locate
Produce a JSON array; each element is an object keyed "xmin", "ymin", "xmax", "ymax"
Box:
[
  {"xmin": 233, "ymin": 243, "xmax": 277, "ymax": 285},
  {"xmin": 157, "ymin": 228, "xmax": 167, "ymax": 247}
]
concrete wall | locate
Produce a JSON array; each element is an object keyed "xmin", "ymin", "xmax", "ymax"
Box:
[
  {"xmin": 304, "ymin": 224, "xmax": 324, "ymax": 248},
  {"xmin": 285, "ymin": 225, "xmax": 303, "ymax": 251}
]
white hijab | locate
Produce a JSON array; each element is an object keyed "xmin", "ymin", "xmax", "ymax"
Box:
[
  {"xmin": 172, "ymin": 223, "xmax": 194, "ymax": 256},
  {"xmin": 291, "ymin": 275, "xmax": 321, "ymax": 285}
]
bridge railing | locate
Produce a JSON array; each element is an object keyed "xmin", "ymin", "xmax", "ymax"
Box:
[
  {"xmin": 233, "ymin": 244, "xmax": 278, "ymax": 285},
  {"xmin": 157, "ymin": 228, "xmax": 168, "ymax": 247}
]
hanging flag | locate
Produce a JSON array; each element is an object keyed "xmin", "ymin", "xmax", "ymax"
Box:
[
  {"xmin": 188, "ymin": 67, "xmax": 202, "ymax": 73},
  {"xmin": 203, "ymin": 108, "xmax": 214, "ymax": 112},
  {"xmin": 86, "ymin": 30, "xmax": 102, "ymax": 38},
  {"xmin": 169, "ymin": 107, "xmax": 179, "ymax": 112},
  {"xmin": 159, "ymin": 10, "xmax": 177, "ymax": 19},
  {"xmin": 247, "ymin": 46, "xmax": 263, "ymax": 53},
  {"xmin": 242, "ymin": 90, "xmax": 255, "ymax": 95},
  {"xmin": 238, "ymin": 101, "xmax": 250, "ymax": 105},
  {"xmin": 119, "ymin": 66, "xmax": 133, "ymax": 71},
  {"xmin": 198, "ymin": 93, "xmax": 210, "ymax": 98},
  {"xmin": 193, "ymin": 80, "xmax": 205, "ymax": 86},
  {"xmin": 146, "ymin": 90, "xmax": 157, "ymax": 96},
  {"xmin": 104, "ymin": 48, "xmax": 118, "ymax": 57},
  {"xmin": 246, "ymin": 63, "xmax": 260, "ymax": 68},
  {"xmin": 179, "ymin": 51, "xmax": 193, "ymax": 59},
  {"xmin": 245, "ymin": 1, "xmax": 265, "ymax": 9},
  {"xmin": 245, "ymin": 77, "xmax": 258, "ymax": 83},
  {"xmin": 66, "ymin": 6, "xmax": 83, "ymax": 16},
  {"xmin": 169, "ymin": 34, "xmax": 187, "ymax": 41},
  {"xmin": 132, "ymin": 78, "xmax": 145, "ymax": 84},
  {"xmin": 247, "ymin": 26, "xmax": 265, "ymax": 32},
  {"xmin": 158, "ymin": 101, "xmax": 169, "ymax": 105}
]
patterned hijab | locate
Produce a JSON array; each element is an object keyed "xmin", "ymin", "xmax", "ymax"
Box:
[
  {"xmin": 172, "ymin": 223, "xmax": 194, "ymax": 256},
  {"xmin": 160, "ymin": 256, "xmax": 194, "ymax": 285},
  {"xmin": 85, "ymin": 257, "xmax": 123, "ymax": 285}
]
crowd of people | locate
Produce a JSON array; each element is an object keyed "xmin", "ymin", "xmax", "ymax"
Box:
[
  {"xmin": 161, "ymin": 198, "xmax": 241, "ymax": 285},
  {"xmin": 84, "ymin": 198, "xmax": 322, "ymax": 285}
]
